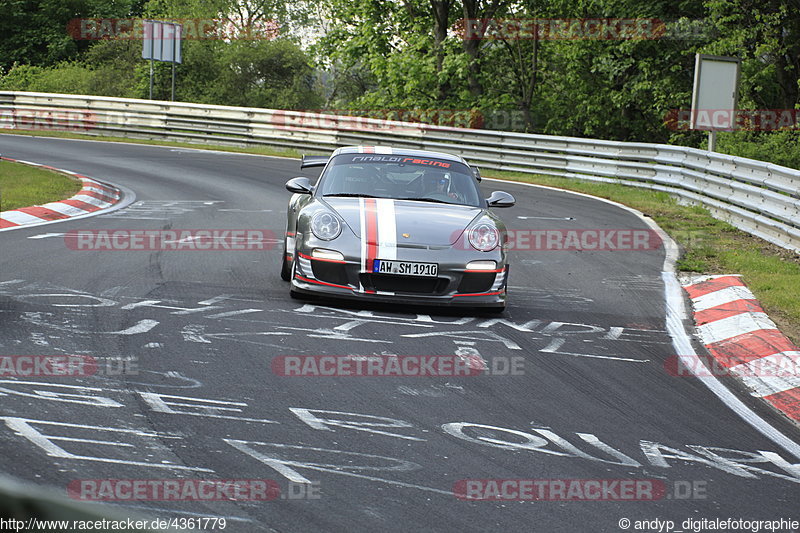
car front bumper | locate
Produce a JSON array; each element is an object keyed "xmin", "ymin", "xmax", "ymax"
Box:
[{"xmin": 289, "ymin": 240, "xmax": 508, "ymax": 308}]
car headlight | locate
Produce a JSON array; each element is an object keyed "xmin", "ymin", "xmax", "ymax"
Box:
[
  {"xmin": 311, "ymin": 211, "xmax": 342, "ymax": 241},
  {"xmin": 468, "ymin": 222, "xmax": 499, "ymax": 252}
]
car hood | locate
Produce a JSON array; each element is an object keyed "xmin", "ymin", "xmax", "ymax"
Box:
[{"xmin": 322, "ymin": 198, "xmax": 484, "ymax": 246}]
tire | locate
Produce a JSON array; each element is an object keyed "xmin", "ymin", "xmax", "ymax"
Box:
[
  {"xmin": 280, "ymin": 236, "xmax": 292, "ymax": 281},
  {"xmin": 289, "ymin": 261, "xmax": 302, "ymax": 300},
  {"xmin": 280, "ymin": 253, "xmax": 292, "ymax": 281}
]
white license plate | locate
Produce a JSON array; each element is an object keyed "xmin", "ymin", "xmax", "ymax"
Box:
[{"xmin": 373, "ymin": 259, "xmax": 438, "ymax": 277}]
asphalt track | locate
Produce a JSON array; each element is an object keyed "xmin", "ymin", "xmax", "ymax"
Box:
[{"xmin": 0, "ymin": 134, "xmax": 798, "ymax": 533}]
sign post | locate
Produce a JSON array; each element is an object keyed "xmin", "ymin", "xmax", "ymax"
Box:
[{"xmin": 690, "ymin": 54, "xmax": 741, "ymax": 152}]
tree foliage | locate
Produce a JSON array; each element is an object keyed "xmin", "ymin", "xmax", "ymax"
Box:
[{"xmin": 1, "ymin": 0, "xmax": 799, "ymax": 166}]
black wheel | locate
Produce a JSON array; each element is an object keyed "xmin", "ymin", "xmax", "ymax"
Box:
[
  {"xmin": 280, "ymin": 253, "xmax": 292, "ymax": 281},
  {"xmin": 280, "ymin": 235, "xmax": 292, "ymax": 281}
]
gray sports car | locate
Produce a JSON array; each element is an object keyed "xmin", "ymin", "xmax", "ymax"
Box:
[{"xmin": 281, "ymin": 146, "xmax": 515, "ymax": 310}]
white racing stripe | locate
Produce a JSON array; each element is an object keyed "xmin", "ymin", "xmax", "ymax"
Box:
[
  {"xmin": 376, "ymin": 198, "xmax": 397, "ymax": 261},
  {"xmin": 359, "ymin": 198, "xmax": 367, "ymax": 274}
]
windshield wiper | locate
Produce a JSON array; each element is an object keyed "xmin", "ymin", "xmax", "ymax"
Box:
[
  {"xmin": 395, "ymin": 197, "xmax": 453, "ymax": 205},
  {"xmin": 323, "ymin": 193, "xmax": 382, "ymax": 198}
]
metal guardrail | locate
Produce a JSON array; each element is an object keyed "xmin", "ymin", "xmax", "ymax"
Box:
[{"xmin": 2, "ymin": 91, "xmax": 798, "ymax": 252}]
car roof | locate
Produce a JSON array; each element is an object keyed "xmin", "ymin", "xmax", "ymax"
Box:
[{"xmin": 332, "ymin": 146, "xmax": 468, "ymax": 165}]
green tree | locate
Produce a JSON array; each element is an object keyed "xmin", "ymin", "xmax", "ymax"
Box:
[
  {"xmin": 704, "ymin": 0, "xmax": 800, "ymax": 110},
  {"xmin": 0, "ymin": 0, "xmax": 144, "ymax": 70}
]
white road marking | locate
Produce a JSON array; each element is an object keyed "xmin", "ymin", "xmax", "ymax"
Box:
[
  {"xmin": 106, "ymin": 319, "xmax": 159, "ymax": 335},
  {"xmin": 120, "ymin": 300, "xmax": 223, "ymax": 314},
  {"xmin": 139, "ymin": 392, "xmax": 278, "ymax": 424},
  {"xmin": 198, "ymin": 294, "xmax": 237, "ymax": 305},
  {"xmin": 181, "ymin": 325, "xmax": 288, "ymax": 344},
  {"xmin": 205, "ymin": 309, "xmax": 262, "ymax": 319},
  {"xmin": 0, "ymin": 417, "xmax": 211, "ymax": 471},
  {"xmin": 444, "ymin": 421, "xmax": 800, "ymax": 482},
  {"xmin": 0, "ymin": 381, "xmax": 123, "ymax": 407},
  {"xmin": 540, "ymin": 337, "xmax": 648, "ymax": 363},
  {"xmin": 476, "ymin": 318, "xmax": 541, "ymax": 332},
  {"xmin": 16, "ymin": 293, "xmax": 117, "ymax": 307},
  {"xmin": 453, "ymin": 342, "xmax": 488, "ymax": 370},
  {"xmin": 276, "ymin": 326, "xmax": 392, "ymax": 344},
  {"xmin": 118, "ymin": 370, "xmax": 202, "ymax": 389},
  {"xmin": 30, "ymin": 333, "xmax": 49, "ymax": 346},
  {"xmin": 224, "ymin": 440, "xmax": 452, "ymax": 495},
  {"xmin": 27, "ymin": 233, "xmax": 66, "ymax": 240},
  {"xmin": 289, "ymin": 409, "xmax": 424, "ymax": 441},
  {"xmin": 402, "ymin": 330, "xmax": 521, "ymax": 350}
]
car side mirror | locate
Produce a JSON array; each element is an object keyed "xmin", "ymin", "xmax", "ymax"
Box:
[
  {"xmin": 472, "ymin": 167, "xmax": 482, "ymax": 181},
  {"xmin": 486, "ymin": 191, "xmax": 515, "ymax": 208},
  {"xmin": 286, "ymin": 177, "xmax": 313, "ymax": 194}
]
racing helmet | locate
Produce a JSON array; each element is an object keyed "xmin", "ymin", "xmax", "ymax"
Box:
[{"xmin": 423, "ymin": 169, "xmax": 452, "ymax": 193}]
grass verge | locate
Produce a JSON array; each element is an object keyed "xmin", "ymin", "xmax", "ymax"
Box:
[
  {"xmin": 2, "ymin": 129, "xmax": 798, "ymax": 343},
  {"xmin": 0, "ymin": 159, "xmax": 82, "ymax": 212}
]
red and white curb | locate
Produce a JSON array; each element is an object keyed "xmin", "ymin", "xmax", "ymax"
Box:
[
  {"xmin": 0, "ymin": 156, "xmax": 124, "ymax": 230},
  {"xmin": 683, "ymin": 274, "xmax": 800, "ymax": 423}
]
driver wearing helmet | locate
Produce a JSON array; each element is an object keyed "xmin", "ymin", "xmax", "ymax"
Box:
[{"xmin": 422, "ymin": 170, "xmax": 459, "ymax": 200}]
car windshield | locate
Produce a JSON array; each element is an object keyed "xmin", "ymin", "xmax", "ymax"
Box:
[{"xmin": 317, "ymin": 153, "xmax": 482, "ymax": 207}]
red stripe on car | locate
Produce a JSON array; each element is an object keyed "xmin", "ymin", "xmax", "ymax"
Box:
[{"xmin": 364, "ymin": 198, "xmax": 379, "ymax": 272}]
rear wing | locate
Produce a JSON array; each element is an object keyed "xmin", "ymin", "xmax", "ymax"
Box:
[{"xmin": 301, "ymin": 155, "xmax": 329, "ymax": 169}]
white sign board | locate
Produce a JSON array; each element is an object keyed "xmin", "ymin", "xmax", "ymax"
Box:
[
  {"xmin": 690, "ymin": 54, "xmax": 740, "ymax": 131},
  {"xmin": 142, "ymin": 20, "xmax": 182, "ymax": 64}
]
